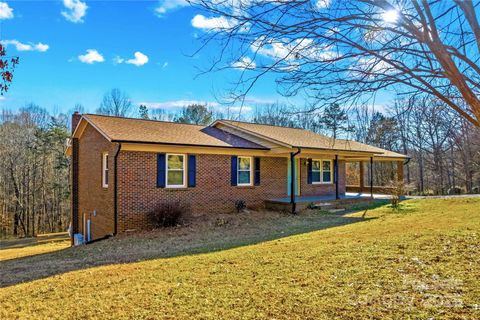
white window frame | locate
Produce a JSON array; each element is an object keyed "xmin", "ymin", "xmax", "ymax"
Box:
[
  {"xmin": 312, "ymin": 159, "xmax": 333, "ymax": 184},
  {"xmin": 102, "ymin": 152, "xmax": 109, "ymax": 188},
  {"xmin": 166, "ymin": 153, "xmax": 186, "ymax": 188},
  {"xmin": 237, "ymin": 156, "xmax": 253, "ymax": 186},
  {"xmin": 321, "ymin": 159, "xmax": 333, "ymax": 184},
  {"xmin": 312, "ymin": 159, "xmax": 322, "ymax": 184}
]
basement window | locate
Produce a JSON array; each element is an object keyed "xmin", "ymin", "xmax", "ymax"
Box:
[
  {"xmin": 166, "ymin": 154, "xmax": 185, "ymax": 188},
  {"xmin": 102, "ymin": 152, "xmax": 109, "ymax": 188}
]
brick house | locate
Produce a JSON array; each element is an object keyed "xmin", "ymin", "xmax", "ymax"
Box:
[{"xmin": 66, "ymin": 113, "xmax": 407, "ymax": 243}]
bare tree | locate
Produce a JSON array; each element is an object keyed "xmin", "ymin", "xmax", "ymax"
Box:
[
  {"xmin": 97, "ymin": 88, "xmax": 133, "ymax": 117},
  {"xmin": 190, "ymin": 0, "xmax": 480, "ymax": 126}
]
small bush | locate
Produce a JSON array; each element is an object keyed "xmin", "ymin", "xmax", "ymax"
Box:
[
  {"xmin": 447, "ymin": 186, "xmax": 463, "ymax": 195},
  {"xmin": 387, "ymin": 180, "xmax": 410, "ymax": 209},
  {"xmin": 148, "ymin": 201, "xmax": 188, "ymax": 228},
  {"xmin": 234, "ymin": 200, "xmax": 246, "ymax": 213},
  {"xmin": 472, "ymin": 186, "xmax": 480, "ymax": 194}
]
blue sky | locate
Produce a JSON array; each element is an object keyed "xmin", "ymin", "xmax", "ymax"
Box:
[{"xmin": 0, "ymin": 0, "xmax": 290, "ymax": 116}]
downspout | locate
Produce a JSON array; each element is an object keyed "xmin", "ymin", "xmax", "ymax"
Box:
[
  {"xmin": 370, "ymin": 156, "xmax": 374, "ymax": 198},
  {"xmin": 113, "ymin": 143, "xmax": 121, "ymax": 236},
  {"xmin": 290, "ymin": 148, "xmax": 301, "ymax": 214},
  {"xmin": 335, "ymin": 155, "xmax": 339, "ymax": 199}
]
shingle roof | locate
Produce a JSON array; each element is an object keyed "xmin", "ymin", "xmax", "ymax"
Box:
[
  {"xmin": 218, "ymin": 120, "xmax": 407, "ymax": 158},
  {"xmin": 77, "ymin": 114, "xmax": 407, "ymax": 158},
  {"xmin": 81, "ymin": 114, "xmax": 267, "ymax": 149}
]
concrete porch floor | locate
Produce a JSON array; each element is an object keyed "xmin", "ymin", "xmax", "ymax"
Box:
[{"xmin": 268, "ymin": 192, "xmax": 397, "ymax": 204}]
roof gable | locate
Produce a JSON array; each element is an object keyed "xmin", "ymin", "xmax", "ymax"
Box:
[{"xmin": 73, "ymin": 114, "xmax": 267, "ymax": 149}]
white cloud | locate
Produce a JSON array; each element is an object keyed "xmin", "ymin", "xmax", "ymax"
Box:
[
  {"xmin": 315, "ymin": 0, "xmax": 331, "ymax": 9},
  {"xmin": 61, "ymin": 0, "xmax": 88, "ymax": 23},
  {"xmin": 350, "ymin": 57, "xmax": 395, "ymax": 78},
  {"xmin": 78, "ymin": 49, "xmax": 104, "ymax": 64},
  {"xmin": 162, "ymin": 62, "xmax": 169, "ymax": 68},
  {"xmin": 139, "ymin": 100, "xmax": 220, "ymax": 110},
  {"xmin": 224, "ymin": 105, "xmax": 253, "ymax": 113},
  {"xmin": 2, "ymin": 40, "xmax": 49, "ymax": 52},
  {"xmin": 0, "ymin": 2, "xmax": 13, "ymax": 20},
  {"xmin": 155, "ymin": 0, "xmax": 188, "ymax": 17},
  {"xmin": 231, "ymin": 57, "xmax": 256, "ymax": 70},
  {"xmin": 191, "ymin": 14, "xmax": 236, "ymax": 31},
  {"xmin": 114, "ymin": 52, "xmax": 149, "ymax": 66},
  {"xmin": 126, "ymin": 51, "xmax": 149, "ymax": 66},
  {"xmin": 252, "ymin": 36, "xmax": 339, "ymax": 64}
]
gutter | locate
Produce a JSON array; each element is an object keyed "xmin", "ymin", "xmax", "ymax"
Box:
[
  {"xmin": 290, "ymin": 148, "xmax": 301, "ymax": 214},
  {"xmin": 111, "ymin": 140, "xmax": 270, "ymax": 151},
  {"xmin": 113, "ymin": 143, "xmax": 122, "ymax": 236}
]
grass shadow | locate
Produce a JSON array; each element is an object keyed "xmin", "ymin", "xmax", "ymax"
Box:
[
  {"xmin": 0, "ymin": 233, "xmax": 69, "ymax": 250},
  {"xmin": 0, "ymin": 207, "xmax": 381, "ymax": 288}
]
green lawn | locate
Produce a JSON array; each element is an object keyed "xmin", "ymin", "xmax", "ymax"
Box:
[{"xmin": 1, "ymin": 198, "xmax": 479, "ymax": 319}]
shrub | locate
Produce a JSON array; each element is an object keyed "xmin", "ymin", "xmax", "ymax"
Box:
[
  {"xmin": 387, "ymin": 180, "xmax": 410, "ymax": 209},
  {"xmin": 234, "ymin": 200, "xmax": 246, "ymax": 213},
  {"xmin": 447, "ymin": 186, "xmax": 463, "ymax": 195},
  {"xmin": 148, "ymin": 201, "xmax": 188, "ymax": 228},
  {"xmin": 472, "ymin": 186, "xmax": 480, "ymax": 194}
]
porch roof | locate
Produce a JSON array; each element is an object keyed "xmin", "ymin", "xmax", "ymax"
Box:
[{"xmin": 212, "ymin": 120, "xmax": 408, "ymax": 160}]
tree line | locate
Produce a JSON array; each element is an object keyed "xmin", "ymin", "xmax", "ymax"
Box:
[{"xmin": 0, "ymin": 106, "xmax": 70, "ymax": 238}]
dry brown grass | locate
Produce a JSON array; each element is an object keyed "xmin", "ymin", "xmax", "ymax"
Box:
[
  {"xmin": 0, "ymin": 233, "xmax": 70, "ymax": 262},
  {"xmin": 1, "ymin": 198, "xmax": 479, "ymax": 319}
]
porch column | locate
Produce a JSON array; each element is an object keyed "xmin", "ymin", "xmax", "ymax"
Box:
[
  {"xmin": 397, "ymin": 161, "xmax": 404, "ymax": 183},
  {"xmin": 290, "ymin": 149, "xmax": 301, "ymax": 214},
  {"xmin": 370, "ymin": 157, "xmax": 373, "ymax": 198},
  {"xmin": 359, "ymin": 161, "xmax": 365, "ymax": 192},
  {"xmin": 335, "ymin": 155, "xmax": 339, "ymax": 199}
]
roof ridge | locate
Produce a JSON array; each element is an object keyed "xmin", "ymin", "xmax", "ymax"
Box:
[
  {"xmin": 220, "ymin": 119, "xmax": 306, "ymax": 130},
  {"xmin": 220, "ymin": 119, "xmax": 335, "ymax": 141},
  {"xmin": 84, "ymin": 113, "xmax": 207, "ymax": 128}
]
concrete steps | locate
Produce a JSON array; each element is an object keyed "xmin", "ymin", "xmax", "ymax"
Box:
[{"xmin": 265, "ymin": 196, "xmax": 374, "ymax": 213}]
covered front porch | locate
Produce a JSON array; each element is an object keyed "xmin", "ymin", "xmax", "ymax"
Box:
[
  {"xmin": 265, "ymin": 192, "xmax": 396, "ymax": 212},
  {"xmin": 279, "ymin": 150, "xmax": 406, "ymax": 214}
]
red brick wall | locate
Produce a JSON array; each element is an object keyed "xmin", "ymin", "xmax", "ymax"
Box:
[
  {"xmin": 77, "ymin": 124, "xmax": 116, "ymax": 240},
  {"xmin": 299, "ymin": 158, "xmax": 346, "ymax": 197},
  {"xmin": 116, "ymin": 152, "xmax": 348, "ymax": 232},
  {"xmin": 74, "ymin": 129, "xmax": 349, "ymax": 236},
  {"xmin": 117, "ymin": 152, "xmax": 289, "ymax": 232}
]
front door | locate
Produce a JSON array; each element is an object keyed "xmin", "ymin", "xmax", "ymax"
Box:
[{"xmin": 287, "ymin": 158, "xmax": 301, "ymax": 196}]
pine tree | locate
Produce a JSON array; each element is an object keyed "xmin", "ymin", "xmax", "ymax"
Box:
[{"xmin": 320, "ymin": 103, "xmax": 352, "ymax": 139}]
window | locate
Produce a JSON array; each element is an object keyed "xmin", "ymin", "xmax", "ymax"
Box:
[
  {"xmin": 102, "ymin": 152, "xmax": 109, "ymax": 188},
  {"xmin": 237, "ymin": 156, "xmax": 252, "ymax": 186},
  {"xmin": 166, "ymin": 154, "xmax": 185, "ymax": 188},
  {"xmin": 312, "ymin": 160, "xmax": 321, "ymax": 183},
  {"xmin": 322, "ymin": 160, "xmax": 332, "ymax": 183},
  {"xmin": 312, "ymin": 159, "xmax": 333, "ymax": 184}
]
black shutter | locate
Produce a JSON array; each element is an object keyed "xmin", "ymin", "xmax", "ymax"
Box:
[
  {"xmin": 188, "ymin": 155, "xmax": 196, "ymax": 187},
  {"xmin": 157, "ymin": 153, "xmax": 166, "ymax": 188},
  {"xmin": 307, "ymin": 158, "xmax": 313, "ymax": 184},
  {"xmin": 254, "ymin": 157, "xmax": 260, "ymax": 186},
  {"xmin": 231, "ymin": 156, "xmax": 238, "ymax": 186}
]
